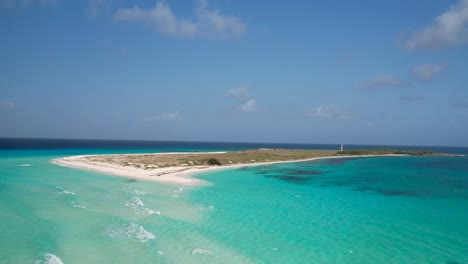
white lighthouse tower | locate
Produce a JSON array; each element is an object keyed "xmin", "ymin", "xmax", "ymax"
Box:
[{"xmin": 340, "ymin": 144, "xmax": 344, "ymax": 152}]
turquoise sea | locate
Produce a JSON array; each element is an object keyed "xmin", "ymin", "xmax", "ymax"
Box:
[{"xmin": 0, "ymin": 139, "xmax": 467, "ymax": 264}]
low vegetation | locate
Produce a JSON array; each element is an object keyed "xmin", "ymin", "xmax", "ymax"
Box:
[
  {"xmin": 207, "ymin": 158, "xmax": 222, "ymax": 165},
  {"xmin": 83, "ymin": 148, "xmax": 441, "ymax": 170},
  {"xmin": 336, "ymin": 149, "xmax": 438, "ymax": 156},
  {"xmin": 84, "ymin": 149, "xmax": 336, "ymax": 169}
]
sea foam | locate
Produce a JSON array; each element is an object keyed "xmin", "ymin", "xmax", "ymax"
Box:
[
  {"xmin": 191, "ymin": 248, "xmax": 211, "ymax": 255},
  {"xmin": 105, "ymin": 223, "xmax": 156, "ymax": 243},
  {"xmin": 195, "ymin": 204, "xmax": 215, "ymax": 212},
  {"xmin": 134, "ymin": 190, "xmax": 146, "ymax": 195},
  {"xmin": 35, "ymin": 253, "xmax": 63, "ymax": 264},
  {"xmin": 71, "ymin": 201, "xmax": 86, "ymax": 210},
  {"xmin": 127, "ymin": 196, "xmax": 144, "ymax": 207},
  {"xmin": 55, "ymin": 186, "xmax": 75, "ymax": 195},
  {"xmin": 125, "ymin": 197, "xmax": 160, "ymax": 216}
]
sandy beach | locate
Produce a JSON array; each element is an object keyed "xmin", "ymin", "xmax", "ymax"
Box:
[{"xmin": 52, "ymin": 153, "xmax": 407, "ymax": 185}]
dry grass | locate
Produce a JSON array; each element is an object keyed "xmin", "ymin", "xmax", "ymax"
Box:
[{"xmin": 84, "ymin": 149, "xmax": 338, "ymax": 170}]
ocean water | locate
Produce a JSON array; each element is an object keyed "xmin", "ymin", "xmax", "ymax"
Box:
[{"xmin": 0, "ymin": 139, "xmax": 467, "ymax": 263}]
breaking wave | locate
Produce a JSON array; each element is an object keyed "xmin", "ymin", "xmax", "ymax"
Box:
[
  {"xmin": 35, "ymin": 253, "xmax": 63, "ymax": 264},
  {"xmin": 134, "ymin": 190, "xmax": 146, "ymax": 195},
  {"xmin": 105, "ymin": 223, "xmax": 156, "ymax": 243},
  {"xmin": 126, "ymin": 196, "xmax": 144, "ymax": 207},
  {"xmin": 125, "ymin": 196, "xmax": 160, "ymax": 216},
  {"xmin": 55, "ymin": 186, "xmax": 75, "ymax": 196},
  {"xmin": 70, "ymin": 201, "xmax": 86, "ymax": 210}
]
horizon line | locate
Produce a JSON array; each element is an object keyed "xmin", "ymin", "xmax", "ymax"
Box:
[{"xmin": 0, "ymin": 137, "xmax": 466, "ymax": 148}]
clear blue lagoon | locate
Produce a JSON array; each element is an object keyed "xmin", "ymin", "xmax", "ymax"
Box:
[{"xmin": 0, "ymin": 139, "xmax": 467, "ymax": 263}]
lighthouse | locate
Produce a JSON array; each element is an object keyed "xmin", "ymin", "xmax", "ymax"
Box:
[{"xmin": 340, "ymin": 144, "xmax": 344, "ymax": 152}]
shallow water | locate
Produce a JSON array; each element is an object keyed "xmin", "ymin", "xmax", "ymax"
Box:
[
  {"xmin": 0, "ymin": 142, "xmax": 467, "ymax": 263},
  {"xmin": 192, "ymin": 156, "xmax": 468, "ymax": 263}
]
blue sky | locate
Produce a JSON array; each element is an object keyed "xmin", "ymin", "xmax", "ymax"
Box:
[{"xmin": 1, "ymin": 0, "xmax": 468, "ymax": 146}]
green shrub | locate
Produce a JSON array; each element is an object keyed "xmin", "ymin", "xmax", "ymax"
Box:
[{"xmin": 207, "ymin": 158, "xmax": 222, "ymax": 165}]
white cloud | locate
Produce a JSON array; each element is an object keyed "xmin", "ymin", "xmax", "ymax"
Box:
[
  {"xmin": 113, "ymin": 0, "xmax": 247, "ymax": 38},
  {"xmin": 306, "ymin": 105, "xmax": 352, "ymax": 119},
  {"xmin": 114, "ymin": 2, "xmax": 197, "ymax": 37},
  {"xmin": 143, "ymin": 111, "xmax": 181, "ymax": 121},
  {"xmin": 352, "ymin": 75, "xmax": 403, "ymax": 91},
  {"xmin": 404, "ymin": 0, "xmax": 468, "ymax": 50},
  {"xmin": 411, "ymin": 64, "xmax": 447, "ymax": 81},
  {"xmin": 0, "ymin": 102, "xmax": 15, "ymax": 109},
  {"xmin": 226, "ymin": 86, "xmax": 250, "ymax": 101},
  {"xmin": 194, "ymin": 0, "xmax": 247, "ymax": 38},
  {"xmin": 226, "ymin": 87, "xmax": 256, "ymax": 113},
  {"xmin": 239, "ymin": 99, "xmax": 256, "ymax": 112}
]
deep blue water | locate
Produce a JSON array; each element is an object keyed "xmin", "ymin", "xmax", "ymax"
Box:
[{"xmin": 1, "ymin": 138, "xmax": 467, "ymax": 155}]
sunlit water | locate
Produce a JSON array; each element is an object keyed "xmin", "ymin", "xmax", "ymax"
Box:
[{"xmin": 0, "ymin": 142, "xmax": 467, "ymax": 263}]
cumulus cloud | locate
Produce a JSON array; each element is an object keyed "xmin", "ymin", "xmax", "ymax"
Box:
[
  {"xmin": 113, "ymin": 0, "xmax": 247, "ymax": 38},
  {"xmin": 352, "ymin": 75, "xmax": 403, "ymax": 91},
  {"xmin": 411, "ymin": 64, "xmax": 447, "ymax": 81},
  {"xmin": 404, "ymin": 0, "xmax": 468, "ymax": 50},
  {"xmin": 306, "ymin": 105, "xmax": 352, "ymax": 119},
  {"xmin": 194, "ymin": 0, "xmax": 247, "ymax": 38},
  {"xmin": 0, "ymin": 102, "xmax": 15, "ymax": 109},
  {"xmin": 114, "ymin": 2, "xmax": 197, "ymax": 37},
  {"xmin": 226, "ymin": 87, "xmax": 256, "ymax": 113},
  {"xmin": 143, "ymin": 111, "xmax": 181, "ymax": 121}
]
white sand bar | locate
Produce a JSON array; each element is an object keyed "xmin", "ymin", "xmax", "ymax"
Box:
[{"xmin": 52, "ymin": 153, "xmax": 406, "ymax": 185}]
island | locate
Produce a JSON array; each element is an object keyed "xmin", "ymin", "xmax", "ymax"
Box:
[{"xmin": 53, "ymin": 148, "xmax": 440, "ymax": 184}]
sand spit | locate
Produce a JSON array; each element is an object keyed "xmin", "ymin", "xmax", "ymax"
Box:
[{"xmin": 52, "ymin": 152, "xmax": 407, "ymax": 185}]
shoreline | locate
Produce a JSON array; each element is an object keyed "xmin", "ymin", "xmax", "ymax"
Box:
[{"xmin": 52, "ymin": 153, "xmax": 408, "ymax": 185}]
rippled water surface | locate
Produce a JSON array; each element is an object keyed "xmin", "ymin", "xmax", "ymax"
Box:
[{"xmin": 0, "ymin": 141, "xmax": 467, "ymax": 263}]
